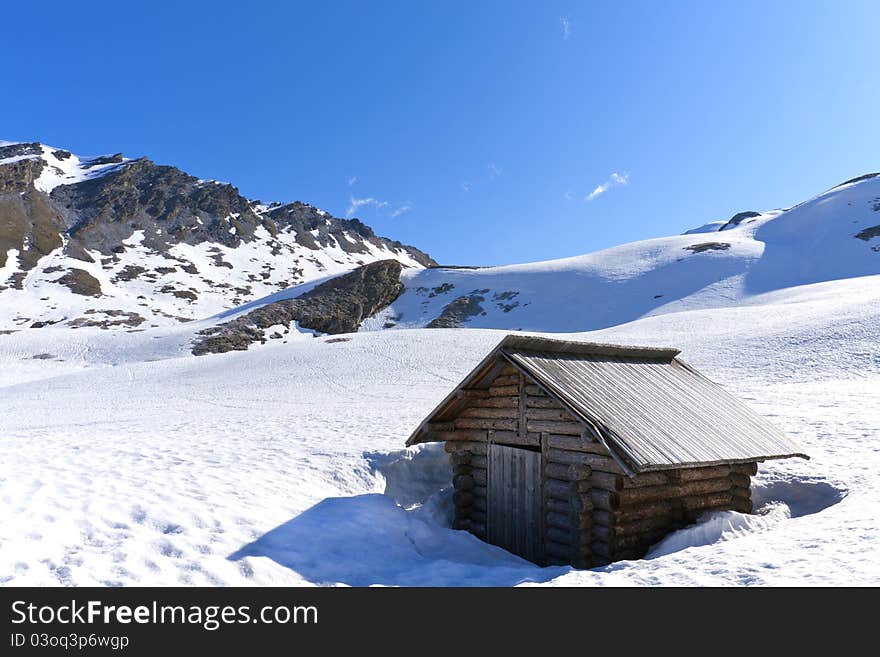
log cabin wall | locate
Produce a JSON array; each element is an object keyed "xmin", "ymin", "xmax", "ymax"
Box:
[{"xmin": 442, "ymin": 360, "xmax": 757, "ymax": 568}]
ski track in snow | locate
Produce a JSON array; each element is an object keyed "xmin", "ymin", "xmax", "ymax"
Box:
[{"xmin": 1, "ymin": 271, "xmax": 878, "ymax": 586}]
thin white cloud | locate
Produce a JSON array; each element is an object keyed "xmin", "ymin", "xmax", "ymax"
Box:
[
  {"xmin": 347, "ymin": 175, "xmax": 359, "ymax": 186},
  {"xmin": 586, "ymin": 171, "xmax": 629, "ymax": 201},
  {"xmin": 488, "ymin": 162, "xmax": 502, "ymax": 179},
  {"xmin": 346, "ymin": 196, "xmax": 388, "ymax": 218},
  {"xmin": 564, "ymin": 190, "xmax": 573, "ymax": 201},
  {"xmin": 561, "ymin": 17, "xmax": 571, "ymax": 40},
  {"xmin": 391, "ymin": 203, "xmax": 412, "ymax": 218},
  {"xmin": 460, "ymin": 181, "xmax": 471, "ymax": 193}
]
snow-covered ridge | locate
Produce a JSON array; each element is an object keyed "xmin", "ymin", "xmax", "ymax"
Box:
[{"xmin": 353, "ymin": 173, "xmax": 880, "ymax": 334}]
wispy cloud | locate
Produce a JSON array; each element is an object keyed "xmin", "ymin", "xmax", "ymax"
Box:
[
  {"xmin": 561, "ymin": 16, "xmax": 571, "ymax": 40},
  {"xmin": 460, "ymin": 181, "xmax": 471, "ymax": 193},
  {"xmin": 391, "ymin": 203, "xmax": 412, "ymax": 218},
  {"xmin": 564, "ymin": 190, "xmax": 573, "ymax": 201},
  {"xmin": 488, "ymin": 162, "xmax": 502, "ymax": 179},
  {"xmin": 346, "ymin": 196, "xmax": 388, "ymax": 217},
  {"xmin": 347, "ymin": 175, "xmax": 359, "ymax": 187},
  {"xmin": 586, "ymin": 171, "xmax": 629, "ymax": 201}
]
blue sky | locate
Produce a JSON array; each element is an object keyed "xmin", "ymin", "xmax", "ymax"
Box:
[{"xmin": 3, "ymin": 1, "xmax": 878, "ymax": 265}]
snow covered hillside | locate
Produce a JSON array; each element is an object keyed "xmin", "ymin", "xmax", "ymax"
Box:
[
  {"xmin": 356, "ymin": 173, "xmax": 880, "ymax": 333},
  {"xmin": 0, "ymin": 140, "xmax": 433, "ymax": 331},
  {"xmin": 0, "ymin": 271, "xmax": 878, "ymax": 586}
]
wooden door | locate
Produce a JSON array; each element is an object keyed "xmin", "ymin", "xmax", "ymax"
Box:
[{"xmin": 487, "ymin": 443, "xmax": 543, "ymax": 563}]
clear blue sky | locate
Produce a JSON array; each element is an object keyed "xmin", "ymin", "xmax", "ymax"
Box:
[{"xmin": 3, "ymin": 1, "xmax": 878, "ymax": 265}]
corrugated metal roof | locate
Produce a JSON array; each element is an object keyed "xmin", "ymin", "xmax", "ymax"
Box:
[{"xmin": 504, "ymin": 340, "xmax": 808, "ymax": 472}]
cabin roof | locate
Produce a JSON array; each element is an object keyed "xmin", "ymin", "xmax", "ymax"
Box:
[{"xmin": 407, "ymin": 335, "xmax": 809, "ymax": 473}]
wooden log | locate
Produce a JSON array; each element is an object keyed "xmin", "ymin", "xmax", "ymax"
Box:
[
  {"xmin": 525, "ymin": 408, "xmax": 574, "ymax": 422},
  {"xmin": 545, "ymin": 478, "xmax": 588, "ymax": 499},
  {"xmin": 459, "ymin": 406, "xmax": 515, "ymax": 419},
  {"xmin": 590, "ymin": 471, "xmax": 623, "ymax": 491},
  {"xmin": 456, "ymin": 389, "xmax": 489, "ymax": 399},
  {"xmin": 546, "ymin": 511, "xmax": 591, "ymax": 530},
  {"xmin": 613, "ymin": 530, "xmax": 667, "ymax": 551},
  {"xmin": 448, "ymin": 451, "xmax": 472, "ymax": 467},
  {"xmin": 472, "ymin": 485, "xmax": 487, "ymax": 499},
  {"xmin": 455, "ymin": 417, "xmax": 517, "ymax": 431},
  {"xmin": 729, "ymin": 473, "xmax": 752, "ymax": 489},
  {"xmin": 731, "ymin": 497, "xmax": 753, "ymax": 513},
  {"xmin": 452, "ymin": 519, "xmax": 470, "ymax": 530},
  {"xmin": 452, "ymin": 491, "xmax": 474, "ymax": 507},
  {"xmin": 489, "ymin": 384, "xmax": 519, "ymax": 397},
  {"xmin": 616, "ymin": 477, "xmax": 733, "ymax": 506},
  {"xmin": 445, "ymin": 441, "xmax": 487, "ymax": 454},
  {"xmin": 545, "ymin": 448, "xmax": 620, "ymax": 472},
  {"xmin": 546, "ymin": 498, "xmax": 572, "ymax": 515},
  {"xmin": 680, "ymin": 477, "xmax": 734, "ymax": 497},
  {"xmin": 592, "ymin": 524, "xmax": 612, "ymax": 542},
  {"xmin": 680, "ymin": 491, "xmax": 733, "ymax": 510},
  {"xmin": 470, "ymin": 454, "xmax": 488, "ymax": 468},
  {"xmin": 436, "ymin": 429, "xmax": 538, "ymax": 445},
  {"xmin": 525, "ymin": 396, "xmax": 564, "ymax": 409},
  {"xmin": 611, "ymin": 500, "xmax": 679, "ymax": 523},
  {"xmin": 547, "ymin": 527, "xmax": 589, "ymax": 547},
  {"xmin": 524, "ymin": 384, "xmax": 544, "ymax": 396},
  {"xmin": 452, "ymin": 474, "xmax": 474, "ymax": 491},
  {"xmin": 491, "ymin": 374, "xmax": 519, "ymax": 387},
  {"xmin": 675, "ymin": 465, "xmax": 732, "ymax": 482},
  {"xmin": 731, "ymin": 462, "xmax": 758, "ymax": 476},
  {"xmin": 544, "ymin": 540, "xmax": 574, "ymax": 561},
  {"xmin": 470, "ymin": 510, "xmax": 487, "ymax": 525},
  {"xmin": 465, "ymin": 396, "xmax": 518, "ymax": 409},
  {"xmin": 616, "ymin": 515, "xmax": 677, "ymax": 538},
  {"xmin": 425, "ymin": 421, "xmax": 455, "ymax": 433},
  {"xmin": 624, "ymin": 472, "xmax": 671, "ymax": 488},
  {"xmin": 546, "ymin": 433, "xmax": 605, "ymax": 454},
  {"xmin": 526, "ymin": 419, "xmax": 584, "ymax": 435},
  {"xmin": 451, "ymin": 463, "xmax": 471, "ymax": 476},
  {"xmin": 434, "ymin": 430, "xmax": 490, "ymax": 442},
  {"xmin": 498, "ymin": 365, "xmax": 520, "ymax": 377},
  {"xmin": 544, "ymin": 462, "xmax": 591, "ymax": 482},
  {"xmin": 590, "ymin": 488, "xmax": 620, "ymax": 511},
  {"xmin": 471, "ymin": 468, "xmax": 487, "ymax": 485},
  {"xmin": 591, "ymin": 540, "xmax": 612, "ymax": 559},
  {"xmin": 473, "ymin": 496, "xmax": 487, "ymax": 512},
  {"xmin": 730, "ymin": 486, "xmax": 751, "ymax": 499},
  {"xmin": 470, "ymin": 523, "xmax": 487, "ymax": 539}
]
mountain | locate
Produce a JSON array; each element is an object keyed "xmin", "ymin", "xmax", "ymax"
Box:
[
  {"xmin": 194, "ymin": 171, "xmax": 880, "ymax": 353},
  {"xmin": 0, "ymin": 140, "xmax": 434, "ymax": 330}
]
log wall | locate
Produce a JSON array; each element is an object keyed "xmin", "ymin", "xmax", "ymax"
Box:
[{"xmin": 442, "ymin": 361, "xmax": 757, "ymax": 568}]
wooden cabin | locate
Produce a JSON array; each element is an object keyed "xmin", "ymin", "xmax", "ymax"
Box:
[{"xmin": 407, "ymin": 335, "xmax": 808, "ymax": 567}]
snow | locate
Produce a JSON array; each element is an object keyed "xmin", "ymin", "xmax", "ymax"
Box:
[
  {"xmin": 32, "ymin": 145, "xmax": 130, "ymax": 194},
  {"xmin": 0, "ymin": 266, "xmax": 878, "ymax": 586}
]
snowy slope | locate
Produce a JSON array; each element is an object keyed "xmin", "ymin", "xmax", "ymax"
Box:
[
  {"xmin": 356, "ymin": 175, "xmax": 880, "ymax": 333},
  {"xmin": 0, "ymin": 272, "xmax": 878, "ymax": 586}
]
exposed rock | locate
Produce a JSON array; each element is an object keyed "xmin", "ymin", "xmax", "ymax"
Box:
[
  {"xmin": 67, "ymin": 309, "xmax": 145, "ymax": 328},
  {"xmin": 113, "ymin": 265, "xmax": 146, "ymax": 281},
  {"xmin": 427, "ymin": 294, "xmax": 487, "ymax": 328},
  {"xmin": 685, "ymin": 242, "xmax": 731, "ymax": 254},
  {"xmin": 54, "ymin": 268, "xmax": 103, "ymax": 296},
  {"xmin": 855, "ymin": 225, "xmax": 880, "ymax": 241},
  {"xmin": 192, "ymin": 260, "xmax": 403, "ymax": 355},
  {"xmin": 832, "ymin": 173, "xmax": 880, "ymax": 190}
]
